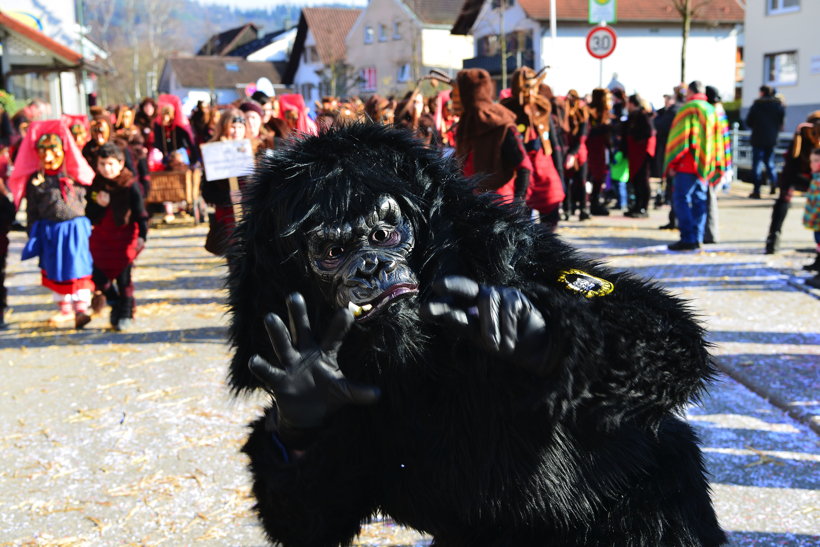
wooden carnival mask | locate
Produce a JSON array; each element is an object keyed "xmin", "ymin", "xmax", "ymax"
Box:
[
  {"xmin": 160, "ymin": 105, "xmax": 175, "ymax": 127},
  {"xmin": 70, "ymin": 123, "xmax": 88, "ymax": 147},
  {"xmin": 36, "ymin": 133, "xmax": 65, "ymax": 171},
  {"xmin": 90, "ymin": 119, "xmax": 110, "ymax": 145}
]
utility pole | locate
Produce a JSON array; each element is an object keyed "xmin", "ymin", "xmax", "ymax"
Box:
[{"xmin": 499, "ymin": 0, "xmax": 507, "ymax": 90}]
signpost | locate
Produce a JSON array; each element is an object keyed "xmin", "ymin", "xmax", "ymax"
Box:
[
  {"xmin": 199, "ymin": 139, "xmax": 255, "ymax": 221},
  {"xmin": 585, "ymin": 25, "xmax": 617, "ymax": 87}
]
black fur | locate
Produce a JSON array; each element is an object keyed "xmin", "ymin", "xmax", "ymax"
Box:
[{"xmin": 227, "ymin": 123, "xmax": 726, "ymax": 546}]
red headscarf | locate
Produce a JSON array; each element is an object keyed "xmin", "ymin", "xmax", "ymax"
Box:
[
  {"xmin": 61, "ymin": 114, "xmax": 90, "ymax": 133},
  {"xmin": 155, "ymin": 94, "xmax": 194, "ymax": 142},
  {"xmin": 8, "ymin": 119, "xmax": 94, "ymax": 208},
  {"xmin": 277, "ymin": 94, "xmax": 318, "ymax": 136}
]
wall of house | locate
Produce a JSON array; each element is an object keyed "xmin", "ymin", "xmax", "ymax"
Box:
[
  {"xmin": 541, "ymin": 23, "xmax": 739, "ymax": 109},
  {"xmin": 292, "ymin": 28, "xmax": 324, "ymax": 110},
  {"xmin": 345, "ymin": 0, "xmax": 420, "ymax": 97},
  {"xmin": 469, "ymin": 0, "xmax": 543, "ymax": 79},
  {"xmin": 246, "ymin": 29, "xmax": 297, "ymax": 62},
  {"xmin": 742, "ymin": 0, "xmax": 819, "ymax": 131},
  {"xmin": 420, "ymin": 28, "xmax": 473, "ymax": 72}
]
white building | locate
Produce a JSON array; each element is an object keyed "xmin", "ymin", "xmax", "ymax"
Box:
[
  {"xmin": 741, "ymin": 0, "xmax": 818, "ymax": 131},
  {"xmin": 452, "ymin": 0, "xmax": 744, "ymax": 107},
  {"xmin": 344, "ymin": 0, "xmax": 473, "ymax": 97},
  {"xmin": 283, "ymin": 7, "xmax": 363, "ymax": 112},
  {"xmin": 0, "ymin": 2, "xmax": 107, "ymax": 115},
  {"xmin": 158, "ymin": 56, "xmax": 283, "ymax": 107}
]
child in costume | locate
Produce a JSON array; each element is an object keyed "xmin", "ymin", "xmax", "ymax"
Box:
[
  {"xmin": 801, "ymin": 148, "xmax": 820, "ymax": 288},
  {"xmin": 11, "ymin": 120, "xmax": 95, "ymax": 328},
  {"xmin": 86, "ymin": 142, "xmax": 148, "ymax": 331}
]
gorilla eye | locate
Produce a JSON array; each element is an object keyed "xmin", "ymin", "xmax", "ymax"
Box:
[
  {"xmin": 371, "ymin": 228, "xmax": 400, "ymax": 246},
  {"xmin": 324, "ymin": 245, "xmax": 344, "ymax": 259}
]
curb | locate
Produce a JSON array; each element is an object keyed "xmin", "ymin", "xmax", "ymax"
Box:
[{"xmin": 714, "ymin": 357, "xmax": 820, "ymax": 436}]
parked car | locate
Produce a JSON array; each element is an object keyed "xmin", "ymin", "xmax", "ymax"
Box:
[{"xmin": 732, "ymin": 126, "xmax": 794, "ymax": 184}]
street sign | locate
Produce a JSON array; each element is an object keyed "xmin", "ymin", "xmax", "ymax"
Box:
[
  {"xmin": 586, "ymin": 25, "xmax": 617, "ymax": 59},
  {"xmin": 588, "ymin": 0, "xmax": 617, "ymax": 24}
]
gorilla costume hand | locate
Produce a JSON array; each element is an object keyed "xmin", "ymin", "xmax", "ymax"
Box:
[
  {"xmin": 422, "ymin": 276, "xmax": 551, "ymax": 374},
  {"xmin": 249, "ymin": 293, "xmax": 381, "ymax": 432}
]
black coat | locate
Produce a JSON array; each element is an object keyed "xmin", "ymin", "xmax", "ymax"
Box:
[
  {"xmin": 745, "ymin": 97, "xmax": 785, "ymax": 148},
  {"xmin": 228, "ymin": 124, "xmax": 726, "ymax": 547}
]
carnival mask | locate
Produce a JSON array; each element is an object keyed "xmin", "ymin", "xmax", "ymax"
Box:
[
  {"xmin": 161, "ymin": 105, "xmax": 175, "ymax": 127},
  {"xmin": 90, "ymin": 119, "xmax": 110, "ymax": 145},
  {"xmin": 37, "ymin": 134, "xmax": 65, "ymax": 171},
  {"xmin": 70, "ymin": 123, "xmax": 88, "ymax": 147},
  {"xmin": 119, "ymin": 108, "xmax": 134, "ymax": 129}
]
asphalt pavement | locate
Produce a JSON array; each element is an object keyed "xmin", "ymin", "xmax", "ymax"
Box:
[{"xmin": 0, "ymin": 182, "xmax": 817, "ymax": 546}]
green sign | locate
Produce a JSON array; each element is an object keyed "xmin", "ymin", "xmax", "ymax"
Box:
[{"xmin": 588, "ymin": 0, "xmax": 617, "ymax": 24}]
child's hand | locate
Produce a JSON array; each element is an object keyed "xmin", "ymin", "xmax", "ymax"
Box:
[
  {"xmin": 96, "ymin": 190, "xmax": 110, "ymax": 206},
  {"xmin": 136, "ymin": 237, "xmax": 145, "ymax": 254}
]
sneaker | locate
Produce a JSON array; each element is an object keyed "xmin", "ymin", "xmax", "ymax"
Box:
[
  {"xmin": 625, "ymin": 209, "xmax": 649, "ymax": 218},
  {"xmin": 578, "ymin": 210, "xmax": 591, "ymax": 221},
  {"xmin": 658, "ymin": 222, "xmax": 677, "ymax": 230},
  {"xmin": 748, "ymin": 192, "xmax": 761, "ymax": 199},
  {"xmin": 805, "ymin": 276, "xmax": 820, "ymax": 290},
  {"xmin": 668, "ymin": 241, "xmax": 700, "ymax": 251},
  {"xmin": 75, "ymin": 312, "xmax": 92, "ymax": 329}
]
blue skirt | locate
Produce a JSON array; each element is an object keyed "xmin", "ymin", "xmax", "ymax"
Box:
[{"xmin": 22, "ymin": 217, "xmax": 93, "ymax": 282}]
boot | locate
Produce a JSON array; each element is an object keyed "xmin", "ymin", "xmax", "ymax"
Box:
[
  {"xmin": 803, "ymin": 253, "xmax": 820, "ymax": 272},
  {"xmin": 764, "ymin": 200, "xmax": 789, "ymax": 254},
  {"xmin": 114, "ymin": 297, "xmax": 135, "ymax": 331},
  {"xmin": 806, "ymin": 275, "xmax": 820, "ymax": 290},
  {"xmin": 590, "ymin": 189, "xmax": 610, "ymax": 216}
]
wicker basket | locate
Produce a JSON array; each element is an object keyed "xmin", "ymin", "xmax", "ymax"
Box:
[{"xmin": 146, "ymin": 169, "xmax": 201, "ymax": 204}]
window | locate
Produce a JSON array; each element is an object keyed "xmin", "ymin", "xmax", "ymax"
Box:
[
  {"xmin": 303, "ymin": 46, "xmax": 318, "ymax": 64},
  {"xmin": 767, "ymin": 0, "xmax": 799, "ymax": 14},
  {"xmin": 397, "ymin": 63, "xmax": 411, "ymax": 83},
  {"xmin": 361, "ymin": 67, "xmax": 377, "ymax": 92},
  {"xmin": 379, "ymin": 24, "xmax": 388, "ymax": 42},
  {"xmin": 225, "ymin": 63, "xmax": 239, "ymax": 72},
  {"xmin": 393, "ymin": 21, "xmax": 401, "ymax": 40},
  {"xmin": 764, "ymin": 51, "xmax": 798, "ymax": 86},
  {"xmin": 364, "ymin": 26, "xmax": 374, "ymax": 44}
]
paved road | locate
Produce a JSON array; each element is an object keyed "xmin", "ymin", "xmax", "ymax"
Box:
[{"xmin": 0, "ymin": 184, "xmax": 817, "ymax": 546}]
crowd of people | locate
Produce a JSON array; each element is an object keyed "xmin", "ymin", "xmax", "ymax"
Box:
[{"xmin": 0, "ymin": 66, "xmax": 818, "ymax": 331}]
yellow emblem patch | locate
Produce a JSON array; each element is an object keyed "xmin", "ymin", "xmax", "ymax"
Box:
[{"xmin": 557, "ymin": 269, "xmax": 614, "ymax": 298}]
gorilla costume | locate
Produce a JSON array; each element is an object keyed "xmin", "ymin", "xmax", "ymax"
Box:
[{"xmin": 227, "ymin": 123, "xmax": 726, "ymax": 546}]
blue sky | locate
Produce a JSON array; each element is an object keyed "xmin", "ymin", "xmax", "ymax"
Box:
[{"xmin": 196, "ymin": 0, "xmax": 367, "ymax": 8}]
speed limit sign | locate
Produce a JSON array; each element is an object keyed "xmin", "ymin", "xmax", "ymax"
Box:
[{"xmin": 586, "ymin": 25, "xmax": 617, "ymax": 59}]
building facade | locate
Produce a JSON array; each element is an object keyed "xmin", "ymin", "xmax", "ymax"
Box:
[
  {"xmin": 452, "ymin": 0, "xmax": 743, "ymax": 108},
  {"xmin": 345, "ymin": 0, "xmax": 472, "ymax": 97},
  {"xmin": 741, "ymin": 0, "xmax": 818, "ymax": 131},
  {"xmin": 283, "ymin": 8, "xmax": 362, "ymax": 112}
]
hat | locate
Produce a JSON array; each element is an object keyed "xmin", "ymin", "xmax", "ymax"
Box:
[
  {"xmin": 239, "ymin": 101, "xmax": 264, "ymax": 118},
  {"xmin": 251, "ymin": 91, "xmax": 270, "ymax": 107}
]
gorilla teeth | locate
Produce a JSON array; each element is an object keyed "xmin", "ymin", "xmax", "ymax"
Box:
[{"xmin": 347, "ymin": 302, "xmax": 373, "ymax": 317}]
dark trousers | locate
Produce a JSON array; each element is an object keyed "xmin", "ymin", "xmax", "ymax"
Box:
[
  {"xmin": 752, "ymin": 146, "xmax": 777, "ymax": 193},
  {"xmin": 632, "ymin": 159, "xmax": 652, "ymax": 211},
  {"xmin": 92, "ymin": 264, "xmax": 135, "ymax": 319}
]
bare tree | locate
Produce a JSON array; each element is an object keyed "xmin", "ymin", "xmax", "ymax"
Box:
[{"xmin": 668, "ymin": 0, "xmax": 708, "ymax": 83}]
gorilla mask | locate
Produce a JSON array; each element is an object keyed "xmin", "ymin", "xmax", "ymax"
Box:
[{"xmin": 306, "ymin": 194, "xmax": 418, "ymax": 321}]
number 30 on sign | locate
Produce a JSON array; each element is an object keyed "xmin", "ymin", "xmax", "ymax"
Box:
[{"xmin": 586, "ymin": 26, "xmax": 617, "ymax": 59}]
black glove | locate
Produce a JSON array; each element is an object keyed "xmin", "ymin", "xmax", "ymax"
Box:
[
  {"xmin": 514, "ymin": 167, "xmax": 531, "ymax": 201},
  {"xmin": 249, "ymin": 293, "xmax": 381, "ymax": 434},
  {"xmin": 421, "ymin": 276, "xmax": 552, "ymax": 374}
]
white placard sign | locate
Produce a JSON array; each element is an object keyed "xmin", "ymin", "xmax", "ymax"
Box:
[{"xmin": 200, "ymin": 139, "xmax": 255, "ymax": 181}]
